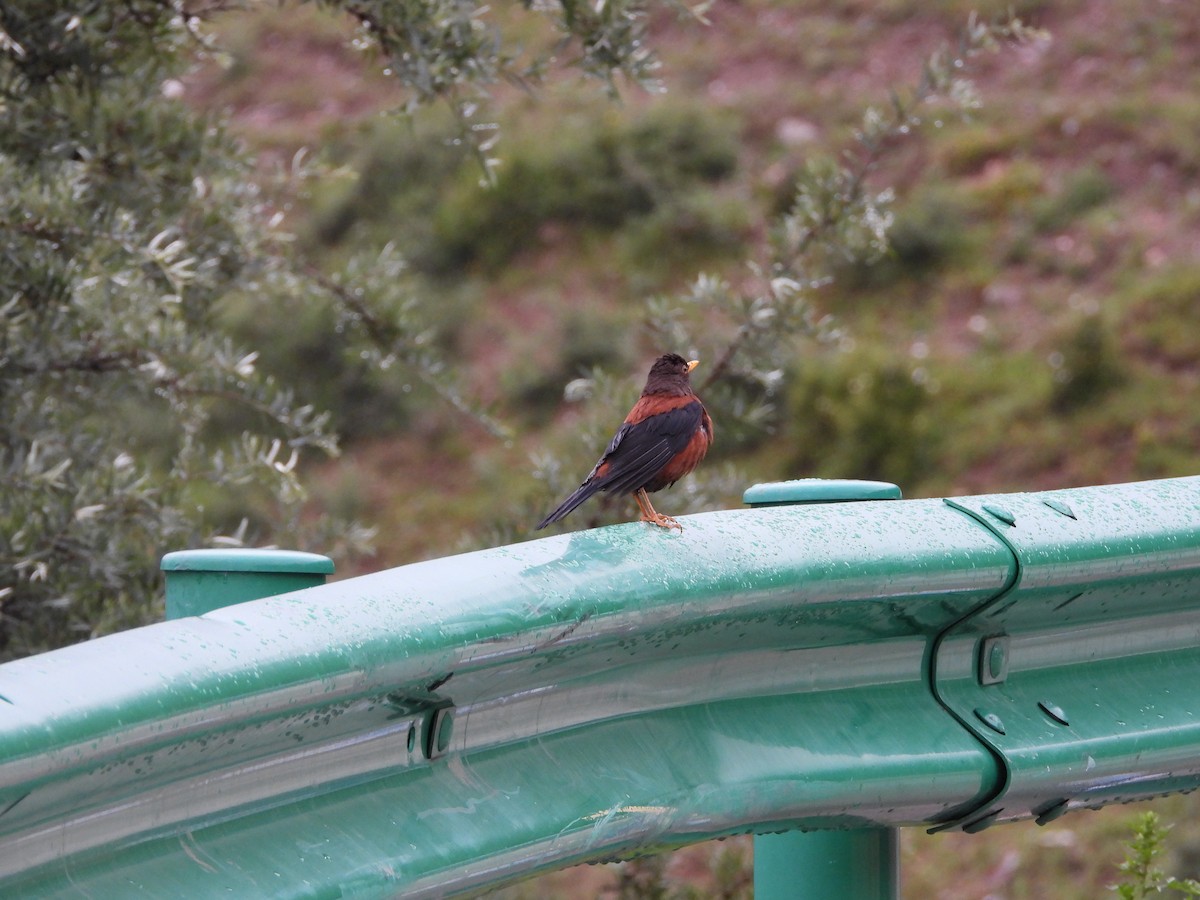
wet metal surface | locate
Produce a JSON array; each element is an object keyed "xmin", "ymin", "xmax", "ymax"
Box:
[
  {"xmin": 935, "ymin": 479, "xmax": 1200, "ymax": 830},
  {"xmin": 0, "ymin": 478, "xmax": 1197, "ymax": 896}
]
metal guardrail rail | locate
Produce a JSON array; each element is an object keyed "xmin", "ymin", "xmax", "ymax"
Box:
[{"xmin": 1, "ymin": 477, "xmax": 1199, "ymax": 896}]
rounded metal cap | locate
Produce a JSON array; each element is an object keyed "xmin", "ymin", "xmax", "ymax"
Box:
[
  {"xmin": 161, "ymin": 549, "xmax": 334, "ymax": 575},
  {"xmin": 161, "ymin": 549, "xmax": 335, "ymax": 619},
  {"xmin": 743, "ymin": 478, "xmax": 902, "ymax": 507}
]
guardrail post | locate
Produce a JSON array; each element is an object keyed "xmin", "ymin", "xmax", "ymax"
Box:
[
  {"xmin": 745, "ymin": 480, "xmax": 904, "ymax": 900},
  {"xmin": 754, "ymin": 829, "xmax": 899, "ymax": 899},
  {"xmin": 161, "ymin": 548, "xmax": 335, "ymax": 619}
]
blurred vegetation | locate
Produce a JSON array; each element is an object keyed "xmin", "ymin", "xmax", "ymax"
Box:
[
  {"xmin": 787, "ymin": 345, "xmax": 942, "ymax": 488},
  {"xmin": 309, "ymin": 103, "xmax": 744, "ymax": 275},
  {"xmin": 1111, "ymin": 812, "xmax": 1200, "ymax": 899},
  {"xmin": 430, "ymin": 105, "xmax": 742, "ymax": 273},
  {"xmin": 0, "ymin": 1, "xmax": 360, "ymax": 657},
  {"xmin": 0, "ymin": 0, "xmax": 716, "ymax": 655},
  {"xmin": 7, "ymin": 0, "xmax": 1200, "ymax": 894}
]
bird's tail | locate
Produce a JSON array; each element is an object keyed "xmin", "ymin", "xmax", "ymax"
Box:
[{"xmin": 535, "ymin": 482, "xmax": 600, "ymax": 530}]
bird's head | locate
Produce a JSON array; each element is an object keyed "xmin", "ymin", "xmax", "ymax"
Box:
[{"xmin": 643, "ymin": 353, "xmax": 700, "ymax": 395}]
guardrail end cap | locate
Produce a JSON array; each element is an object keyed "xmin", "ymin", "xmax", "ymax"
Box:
[
  {"xmin": 161, "ymin": 548, "xmax": 335, "ymax": 576},
  {"xmin": 743, "ymin": 478, "xmax": 902, "ymax": 507}
]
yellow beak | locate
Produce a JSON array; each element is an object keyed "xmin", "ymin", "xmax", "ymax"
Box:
[{"xmin": 686, "ymin": 359, "xmax": 700, "ymax": 373}]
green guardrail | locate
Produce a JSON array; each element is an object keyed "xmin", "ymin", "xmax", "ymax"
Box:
[{"xmin": 0, "ymin": 476, "xmax": 1199, "ymax": 897}]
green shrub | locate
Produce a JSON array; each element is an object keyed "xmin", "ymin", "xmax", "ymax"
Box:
[
  {"xmin": 938, "ymin": 124, "xmax": 1022, "ymax": 176},
  {"xmin": 430, "ymin": 104, "xmax": 741, "ymax": 272},
  {"xmin": 216, "ymin": 290, "xmax": 417, "ymax": 441},
  {"xmin": 1048, "ymin": 314, "xmax": 1125, "ymax": 413},
  {"xmin": 888, "ymin": 187, "xmax": 979, "ymax": 274},
  {"xmin": 786, "ymin": 348, "xmax": 941, "ymax": 488},
  {"xmin": 841, "ymin": 184, "xmax": 981, "ymax": 289},
  {"xmin": 617, "ymin": 191, "xmax": 750, "ymax": 276},
  {"xmin": 305, "ymin": 114, "xmax": 471, "ymax": 270},
  {"xmin": 502, "ymin": 310, "xmax": 631, "ymax": 420},
  {"xmin": 967, "ymin": 158, "xmax": 1045, "ymax": 217},
  {"xmin": 1112, "ymin": 812, "xmax": 1200, "ymax": 899},
  {"xmin": 1121, "ymin": 265, "xmax": 1200, "ymax": 367},
  {"xmin": 1032, "ymin": 164, "xmax": 1115, "ymax": 233},
  {"xmin": 624, "ymin": 105, "xmax": 741, "ymax": 185}
]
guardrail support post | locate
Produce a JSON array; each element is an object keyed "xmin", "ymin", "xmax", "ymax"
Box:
[
  {"xmin": 754, "ymin": 828, "xmax": 899, "ymax": 899},
  {"xmin": 161, "ymin": 548, "xmax": 335, "ymax": 619},
  {"xmin": 747, "ymin": 481, "xmax": 904, "ymax": 897}
]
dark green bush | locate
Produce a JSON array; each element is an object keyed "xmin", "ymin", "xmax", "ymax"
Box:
[
  {"xmin": 617, "ymin": 191, "xmax": 749, "ymax": 275},
  {"xmin": 216, "ymin": 291, "xmax": 416, "ymax": 441},
  {"xmin": 1121, "ymin": 265, "xmax": 1200, "ymax": 367},
  {"xmin": 786, "ymin": 348, "xmax": 941, "ymax": 488},
  {"xmin": 837, "ymin": 184, "xmax": 981, "ymax": 291},
  {"xmin": 1049, "ymin": 314, "xmax": 1125, "ymax": 413},
  {"xmin": 937, "ymin": 124, "xmax": 1022, "ymax": 176},
  {"xmin": 502, "ymin": 310, "xmax": 631, "ymax": 420},
  {"xmin": 305, "ymin": 115, "xmax": 471, "ymax": 270},
  {"xmin": 1032, "ymin": 164, "xmax": 1115, "ymax": 233},
  {"xmin": 887, "ymin": 187, "xmax": 979, "ymax": 275},
  {"xmin": 430, "ymin": 105, "xmax": 741, "ymax": 272}
]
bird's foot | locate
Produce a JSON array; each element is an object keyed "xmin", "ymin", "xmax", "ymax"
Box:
[
  {"xmin": 634, "ymin": 488, "xmax": 683, "ymax": 531},
  {"xmin": 641, "ymin": 511, "xmax": 683, "ymax": 532}
]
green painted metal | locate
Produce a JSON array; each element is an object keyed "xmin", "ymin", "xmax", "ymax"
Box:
[
  {"xmin": 0, "ymin": 477, "xmax": 1197, "ymax": 896},
  {"xmin": 743, "ymin": 478, "xmax": 902, "ymax": 507},
  {"xmin": 747, "ymin": 478, "xmax": 902, "ymax": 900},
  {"xmin": 0, "ymin": 495, "xmax": 1006, "ymax": 896},
  {"xmin": 755, "ymin": 829, "xmax": 898, "ymax": 898},
  {"xmin": 161, "ymin": 548, "xmax": 334, "ymax": 618},
  {"xmin": 931, "ymin": 479, "xmax": 1200, "ymax": 831}
]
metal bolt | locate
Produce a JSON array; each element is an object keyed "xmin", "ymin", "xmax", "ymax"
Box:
[
  {"xmin": 962, "ymin": 807, "xmax": 1004, "ymax": 833},
  {"xmin": 988, "ymin": 644, "xmax": 1004, "ymax": 678},
  {"xmin": 1034, "ymin": 798, "xmax": 1070, "ymax": 826},
  {"xmin": 436, "ymin": 708, "xmax": 454, "ymax": 754},
  {"xmin": 978, "ymin": 635, "xmax": 1010, "ymax": 685},
  {"xmin": 1038, "ymin": 700, "xmax": 1070, "ymax": 726},
  {"xmin": 982, "ymin": 504, "xmax": 1016, "ymax": 527},
  {"xmin": 1043, "ymin": 498, "xmax": 1077, "ymax": 519},
  {"xmin": 974, "ymin": 707, "xmax": 1007, "ymax": 734},
  {"xmin": 424, "ymin": 705, "xmax": 454, "ymax": 760}
]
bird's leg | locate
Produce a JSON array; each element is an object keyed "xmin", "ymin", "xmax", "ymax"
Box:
[{"xmin": 635, "ymin": 488, "xmax": 682, "ymax": 532}]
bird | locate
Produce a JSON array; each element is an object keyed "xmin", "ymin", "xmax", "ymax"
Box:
[{"xmin": 536, "ymin": 353, "xmax": 713, "ymax": 532}]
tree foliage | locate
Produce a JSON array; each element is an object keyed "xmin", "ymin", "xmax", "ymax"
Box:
[
  {"xmin": 0, "ymin": 0, "xmax": 1035, "ymax": 658},
  {"xmin": 0, "ymin": 2, "xmax": 354, "ymax": 657},
  {"xmin": 528, "ymin": 13, "xmax": 1041, "ymax": 535},
  {"xmin": 0, "ymin": 0, "xmax": 705, "ymax": 656}
]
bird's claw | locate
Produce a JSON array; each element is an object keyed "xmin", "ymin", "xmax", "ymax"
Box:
[{"xmin": 641, "ymin": 512, "xmax": 683, "ymax": 532}]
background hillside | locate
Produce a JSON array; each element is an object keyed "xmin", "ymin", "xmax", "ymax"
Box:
[{"xmin": 182, "ymin": 0, "xmax": 1200, "ymax": 895}]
